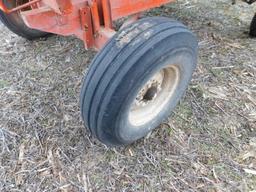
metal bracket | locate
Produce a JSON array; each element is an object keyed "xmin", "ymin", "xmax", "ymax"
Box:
[{"xmin": 80, "ymin": 6, "xmax": 94, "ymax": 49}]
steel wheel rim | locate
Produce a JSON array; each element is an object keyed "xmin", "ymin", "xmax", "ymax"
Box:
[{"xmin": 129, "ymin": 65, "xmax": 180, "ymax": 127}]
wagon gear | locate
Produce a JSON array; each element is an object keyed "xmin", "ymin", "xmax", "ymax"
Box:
[{"xmin": 0, "ymin": 0, "xmax": 198, "ymax": 146}]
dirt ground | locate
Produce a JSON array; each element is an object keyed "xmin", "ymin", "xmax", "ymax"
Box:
[{"xmin": 0, "ymin": 0, "xmax": 256, "ymax": 191}]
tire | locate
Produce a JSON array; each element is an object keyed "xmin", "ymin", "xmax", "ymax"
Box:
[
  {"xmin": 0, "ymin": 0, "xmax": 49, "ymax": 40},
  {"xmin": 249, "ymin": 13, "xmax": 256, "ymax": 37},
  {"xmin": 80, "ymin": 17, "xmax": 198, "ymax": 146}
]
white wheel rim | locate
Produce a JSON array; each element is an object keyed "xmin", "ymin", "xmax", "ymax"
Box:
[{"xmin": 129, "ymin": 65, "xmax": 180, "ymax": 127}]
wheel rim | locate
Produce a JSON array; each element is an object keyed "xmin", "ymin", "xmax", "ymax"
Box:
[{"xmin": 129, "ymin": 65, "xmax": 180, "ymax": 127}]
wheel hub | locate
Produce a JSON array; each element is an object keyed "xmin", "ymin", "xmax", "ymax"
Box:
[
  {"xmin": 133, "ymin": 70, "xmax": 164, "ymax": 107},
  {"xmin": 129, "ymin": 65, "xmax": 180, "ymax": 126}
]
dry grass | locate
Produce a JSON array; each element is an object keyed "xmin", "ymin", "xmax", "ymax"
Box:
[{"xmin": 0, "ymin": 0, "xmax": 256, "ymax": 191}]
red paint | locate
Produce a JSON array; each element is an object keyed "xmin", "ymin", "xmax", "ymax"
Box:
[{"xmin": 0, "ymin": 0, "xmax": 174, "ymax": 49}]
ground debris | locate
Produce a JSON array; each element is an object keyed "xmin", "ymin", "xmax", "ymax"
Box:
[{"xmin": 1, "ymin": 0, "xmax": 256, "ymax": 191}]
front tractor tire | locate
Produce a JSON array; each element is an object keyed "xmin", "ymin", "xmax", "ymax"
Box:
[
  {"xmin": 80, "ymin": 17, "xmax": 198, "ymax": 146},
  {"xmin": 0, "ymin": 0, "xmax": 49, "ymax": 40}
]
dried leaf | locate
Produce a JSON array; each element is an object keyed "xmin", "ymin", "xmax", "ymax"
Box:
[
  {"xmin": 242, "ymin": 151, "xmax": 256, "ymax": 160},
  {"xmin": 244, "ymin": 168, "xmax": 256, "ymax": 175},
  {"xmin": 205, "ymin": 87, "xmax": 228, "ymax": 100}
]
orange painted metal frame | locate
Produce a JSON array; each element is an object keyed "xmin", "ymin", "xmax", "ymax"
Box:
[{"xmin": 0, "ymin": 0, "xmax": 174, "ymax": 49}]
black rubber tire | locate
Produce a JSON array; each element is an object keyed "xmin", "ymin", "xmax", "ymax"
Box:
[
  {"xmin": 249, "ymin": 13, "xmax": 256, "ymax": 37},
  {"xmin": 80, "ymin": 17, "xmax": 198, "ymax": 146},
  {"xmin": 0, "ymin": 0, "xmax": 49, "ymax": 40}
]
